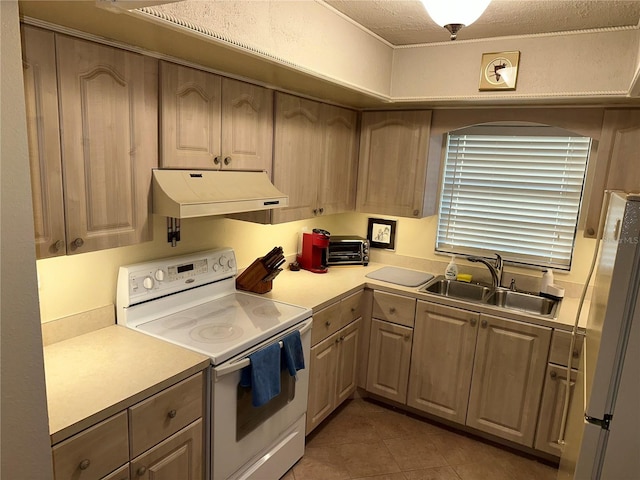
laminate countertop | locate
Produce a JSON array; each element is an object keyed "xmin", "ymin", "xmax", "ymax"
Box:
[{"xmin": 44, "ymin": 325, "xmax": 210, "ymax": 444}]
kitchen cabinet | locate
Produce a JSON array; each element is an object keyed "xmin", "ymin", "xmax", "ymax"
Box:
[
  {"xmin": 307, "ymin": 291, "xmax": 364, "ymax": 434},
  {"xmin": 22, "ymin": 29, "xmax": 157, "ymax": 257},
  {"xmin": 466, "ymin": 313, "xmax": 551, "ymax": 447},
  {"xmin": 50, "ymin": 372, "xmax": 205, "ymax": 480},
  {"xmin": 365, "ymin": 291, "xmax": 416, "ymax": 404},
  {"xmin": 357, "ymin": 110, "xmax": 433, "ymax": 218},
  {"xmin": 407, "ymin": 302, "xmax": 479, "ymax": 425},
  {"xmin": 272, "ymin": 92, "xmax": 359, "ymax": 224},
  {"xmin": 21, "ymin": 25, "xmax": 66, "ymax": 259},
  {"xmin": 159, "ymin": 61, "xmax": 273, "ymax": 173},
  {"xmin": 534, "ymin": 330, "xmax": 583, "ymax": 457}
]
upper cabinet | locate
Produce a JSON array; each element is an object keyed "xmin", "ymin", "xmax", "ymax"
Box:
[
  {"xmin": 22, "ymin": 27, "xmax": 158, "ymax": 257},
  {"xmin": 272, "ymin": 92, "xmax": 358, "ymax": 224},
  {"xmin": 357, "ymin": 110, "xmax": 433, "ymax": 218},
  {"xmin": 159, "ymin": 61, "xmax": 273, "ymax": 173},
  {"xmin": 21, "ymin": 26, "xmax": 66, "ymax": 259}
]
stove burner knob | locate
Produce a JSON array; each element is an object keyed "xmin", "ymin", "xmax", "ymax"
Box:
[
  {"xmin": 218, "ymin": 255, "xmax": 228, "ymax": 267},
  {"xmin": 154, "ymin": 269, "xmax": 165, "ymax": 282},
  {"xmin": 227, "ymin": 258, "xmax": 235, "ymax": 269},
  {"xmin": 143, "ymin": 276, "xmax": 155, "ymax": 290},
  {"xmin": 212, "ymin": 263, "xmax": 220, "ymax": 272}
]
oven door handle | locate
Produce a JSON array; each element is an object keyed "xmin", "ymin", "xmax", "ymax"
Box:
[{"xmin": 214, "ymin": 318, "xmax": 312, "ymax": 380}]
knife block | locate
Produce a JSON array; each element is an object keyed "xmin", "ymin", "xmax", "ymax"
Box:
[{"xmin": 236, "ymin": 257, "xmax": 273, "ymax": 294}]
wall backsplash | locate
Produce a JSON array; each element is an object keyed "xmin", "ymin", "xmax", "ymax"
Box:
[{"xmin": 36, "ymin": 212, "xmax": 596, "ymax": 323}]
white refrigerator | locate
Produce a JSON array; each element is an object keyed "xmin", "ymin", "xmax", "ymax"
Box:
[{"xmin": 558, "ymin": 191, "xmax": 640, "ymax": 479}]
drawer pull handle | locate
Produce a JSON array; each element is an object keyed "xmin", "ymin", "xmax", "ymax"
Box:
[
  {"xmin": 168, "ymin": 409, "xmax": 177, "ymax": 419},
  {"xmin": 136, "ymin": 466, "xmax": 147, "ymax": 476},
  {"xmin": 79, "ymin": 459, "xmax": 90, "ymax": 470}
]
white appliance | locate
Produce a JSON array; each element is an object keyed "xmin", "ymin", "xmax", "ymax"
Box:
[
  {"xmin": 116, "ymin": 248, "xmax": 312, "ymax": 480},
  {"xmin": 558, "ymin": 192, "xmax": 640, "ymax": 479}
]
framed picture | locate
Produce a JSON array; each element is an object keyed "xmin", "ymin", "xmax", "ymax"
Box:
[
  {"xmin": 367, "ymin": 218, "xmax": 397, "ymax": 250},
  {"xmin": 479, "ymin": 51, "xmax": 520, "ymax": 91}
]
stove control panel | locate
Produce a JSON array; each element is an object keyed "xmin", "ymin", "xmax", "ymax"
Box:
[{"xmin": 116, "ymin": 248, "xmax": 237, "ymax": 310}]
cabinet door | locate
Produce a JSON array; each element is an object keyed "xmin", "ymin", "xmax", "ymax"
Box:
[
  {"xmin": 467, "ymin": 314, "xmax": 551, "ymax": 446},
  {"xmin": 220, "ymin": 78, "xmax": 273, "ymax": 173},
  {"xmin": 272, "ymin": 92, "xmax": 323, "ymax": 224},
  {"xmin": 366, "ymin": 319, "xmax": 412, "ymax": 404},
  {"xmin": 408, "ymin": 302, "xmax": 479, "ymax": 425},
  {"xmin": 130, "ymin": 420, "xmax": 202, "ymax": 480},
  {"xmin": 335, "ymin": 318, "xmax": 361, "ymax": 405},
  {"xmin": 21, "ymin": 26, "xmax": 66, "ymax": 259},
  {"xmin": 306, "ymin": 332, "xmax": 339, "ymax": 433},
  {"xmin": 159, "ymin": 61, "xmax": 221, "ymax": 169},
  {"xmin": 357, "ymin": 110, "xmax": 431, "ymax": 218},
  {"xmin": 56, "ymin": 35, "xmax": 157, "ymax": 253},
  {"xmin": 318, "ymin": 104, "xmax": 358, "ymax": 215},
  {"xmin": 534, "ymin": 364, "xmax": 577, "ymax": 457}
]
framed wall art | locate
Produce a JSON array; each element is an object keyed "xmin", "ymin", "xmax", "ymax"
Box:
[
  {"xmin": 479, "ymin": 51, "xmax": 520, "ymax": 91},
  {"xmin": 367, "ymin": 218, "xmax": 397, "ymax": 250}
]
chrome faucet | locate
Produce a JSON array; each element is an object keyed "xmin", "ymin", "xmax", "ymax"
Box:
[{"xmin": 467, "ymin": 254, "xmax": 503, "ymax": 288}]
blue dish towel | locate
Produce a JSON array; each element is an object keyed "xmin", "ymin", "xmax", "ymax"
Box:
[
  {"xmin": 239, "ymin": 342, "xmax": 281, "ymax": 407},
  {"xmin": 281, "ymin": 330, "xmax": 305, "ymax": 377}
]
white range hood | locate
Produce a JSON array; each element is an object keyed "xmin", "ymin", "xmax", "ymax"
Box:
[{"xmin": 152, "ymin": 169, "xmax": 288, "ymax": 218}]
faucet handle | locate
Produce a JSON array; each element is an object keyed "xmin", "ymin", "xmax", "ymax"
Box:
[{"xmin": 495, "ymin": 253, "xmax": 503, "ymax": 268}]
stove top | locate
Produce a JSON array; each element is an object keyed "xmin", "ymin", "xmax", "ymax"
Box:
[{"xmin": 116, "ymin": 248, "xmax": 311, "ymax": 365}]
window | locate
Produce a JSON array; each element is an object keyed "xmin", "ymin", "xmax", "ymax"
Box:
[{"xmin": 436, "ymin": 125, "xmax": 591, "ymax": 270}]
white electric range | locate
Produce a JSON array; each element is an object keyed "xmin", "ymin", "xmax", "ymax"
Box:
[{"xmin": 116, "ymin": 248, "xmax": 312, "ymax": 480}]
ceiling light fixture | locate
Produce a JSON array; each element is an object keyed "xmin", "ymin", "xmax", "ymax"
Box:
[{"xmin": 421, "ymin": 0, "xmax": 492, "ymax": 40}]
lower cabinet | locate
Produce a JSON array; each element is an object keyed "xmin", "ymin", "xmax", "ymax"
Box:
[
  {"xmin": 51, "ymin": 371, "xmax": 205, "ymax": 480},
  {"xmin": 306, "ymin": 291, "xmax": 364, "ymax": 434}
]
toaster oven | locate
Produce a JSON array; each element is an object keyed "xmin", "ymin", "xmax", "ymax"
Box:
[{"xmin": 327, "ymin": 236, "xmax": 369, "ymax": 266}]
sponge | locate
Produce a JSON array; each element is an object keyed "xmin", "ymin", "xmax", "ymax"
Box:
[{"xmin": 456, "ymin": 274, "xmax": 472, "ymax": 283}]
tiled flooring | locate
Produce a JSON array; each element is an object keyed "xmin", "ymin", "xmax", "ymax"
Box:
[{"xmin": 282, "ymin": 397, "xmax": 558, "ymax": 480}]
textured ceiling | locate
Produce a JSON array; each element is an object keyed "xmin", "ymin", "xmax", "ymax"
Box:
[{"xmin": 324, "ymin": 0, "xmax": 640, "ymax": 45}]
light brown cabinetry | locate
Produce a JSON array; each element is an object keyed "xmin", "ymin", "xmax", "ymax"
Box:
[
  {"xmin": 159, "ymin": 61, "xmax": 273, "ymax": 173},
  {"xmin": 51, "ymin": 372, "xmax": 205, "ymax": 480},
  {"xmin": 407, "ymin": 302, "xmax": 479, "ymax": 424},
  {"xmin": 21, "ymin": 27, "xmax": 157, "ymax": 257},
  {"xmin": 21, "ymin": 25, "xmax": 66, "ymax": 259},
  {"xmin": 357, "ymin": 110, "xmax": 432, "ymax": 218},
  {"xmin": 307, "ymin": 291, "xmax": 363, "ymax": 433},
  {"xmin": 534, "ymin": 330, "xmax": 583, "ymax": 456},
  {"xmin": 272, "ymin": 92, "xmax": 359, "ymax": 224},
  {"xmin": 366, "ymin": 291, "xmax": 416, "ymax": 404},
  {"xmin": 466, "ymin": 313, "xmax": 551, "ymax": 446}
]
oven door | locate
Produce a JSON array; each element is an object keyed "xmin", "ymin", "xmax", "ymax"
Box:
[{"xmin": 212, "ymin": 318, "xmax": 311, "ymax": 480}]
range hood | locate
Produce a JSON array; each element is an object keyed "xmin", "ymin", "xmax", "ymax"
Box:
[{"xmin": 152, "ymin": 169, "xmax": 288, "ymax": 218}]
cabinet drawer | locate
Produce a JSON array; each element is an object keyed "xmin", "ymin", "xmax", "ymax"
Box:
[
  {"xmin": 549, "ymin": 330, "xmax": 583, "ymax": 368},
  {"xmin": 372, "ymin": 291, "xmax": 416, "ymax": 327},
  {"xmin": 52, "ymin": 411, "xmax": 128, "ymax": 480},
  {"xmin": 311, "ymin": 301, "xmax": 342, "ymax": 346},
  {"xmin": 103, "ymin": 464, "xmax": 130, "ymax": 480},
  {"xmin": 340, "ymin": 290, "xmax": 364, "ymax": 327},
  {"xmin": 129, "ymin": 372, "xmax": 204, "ymax": 458}
]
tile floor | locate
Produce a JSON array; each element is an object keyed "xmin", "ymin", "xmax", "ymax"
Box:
[{"xmin": 282, "ymin": 397, "xmax": 558, "ymax": 480}]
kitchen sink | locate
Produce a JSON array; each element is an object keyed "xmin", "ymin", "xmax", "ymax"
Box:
[
  {"xmin": 419, "ymin": 276, "xmax": 559, "ymax": 318},
  {"xmin": 485, "ymin": 289, "xmax": 558, "ymax": 317},
  {"xmin": 419, "ymin": 278, "xmax": 492, "ymax": 302}
]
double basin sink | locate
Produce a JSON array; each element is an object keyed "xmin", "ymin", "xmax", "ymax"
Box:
[{"xmin": 419, "ymin": 276, "xmax": 559, "ymax": 318}]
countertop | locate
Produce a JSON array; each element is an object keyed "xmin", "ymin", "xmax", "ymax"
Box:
[
  {"xmin": 260, "ymin": 262, "xmax": 590, "ymax": 332},
  {"xmin": 44, "ymin": 325, "xmax": 210, "ymax": 444}
]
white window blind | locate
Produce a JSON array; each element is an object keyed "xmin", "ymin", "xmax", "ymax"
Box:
[{"xmin": 436, "ymin": 130, "xmax": 591, "ymax": 270}]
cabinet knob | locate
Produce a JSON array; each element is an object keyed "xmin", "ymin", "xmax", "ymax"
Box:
[
  {"xmin": 573, "ymin": 350, "xmax": 580, "ymax": 358},
  {"xmin": 168, "ymin": 409, "xmax": 177, "ymax": 419},
  {"xmin": 325, "ymin": 320, "xmax": 331, "ymax": 327},
  {"xmin": 79, "ymin": 459, "xmax": 91, "ymax": 470},
  {"xmin": 223, "ymin": 156, "xmax": 231, "ymax": 166},
  {"xmin": 72, "ymin": 238, "xmax": 84, "ymax": 249},
  {"xmin": 319, "ymin": 207, "xmax": 324, "ymax": 214},
  {"xmin": 481, "ymin": 319, "xmax": 488, "ymax": 328},
  {"xmin": 389, "ymin": 307, "xmax": 396, "ymax": 314},
  {"xmin": 550, "ymin": 371, "xmax": 558, "ymax": 379},
  {"xmin": 469, "ymin": 318, "xmax": 477, "ymax": 327},
  {"xmin": 404, "ymin": 333, "xmax": 411, "ymax": 340},
  {"xmin": 136, "ymin": 466, "xmax": 147, "ymax": 476},
  {"xmin": 351, "ymin": 307, "xmax": 356, "ymax": 313},
  {"xmin": 339, "ymin": 336, "xmax": 345, "ymax": 342},
  {"xmin": 53, "ymin": 240, "xmax": 64, "ymax": 252},
  {"xmin": 213, "ymin": 156, "xmax": 221, "ymax": 165},
  {"xmin": 313, "ymin": 209, "xmax": 318, "ymax": 215},
  {"xmin": 586, "ymin": 227, "xmax": 595, "ymax": 236},
  {"xmin": 413, "ymin": 209, "xmax": 419, "ymax": 216}
]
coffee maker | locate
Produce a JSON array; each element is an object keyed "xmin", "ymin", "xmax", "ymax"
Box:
[{"xmin": 297, "ymin": 229, "xmax": 330, "ymax": 273}]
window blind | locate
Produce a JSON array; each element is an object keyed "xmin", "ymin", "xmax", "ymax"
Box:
[{"xmin": 436, "ymin": 132, "xmax": 591, "ymax": 270}]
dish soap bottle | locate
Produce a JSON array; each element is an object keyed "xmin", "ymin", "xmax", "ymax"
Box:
[
  {"xmin": 540, "ymin": 268, "xmax": 554, "ymax": 294},
  {"xmin": 445, "ymin": 255, "xmax": 458, "ymax": 280}
]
